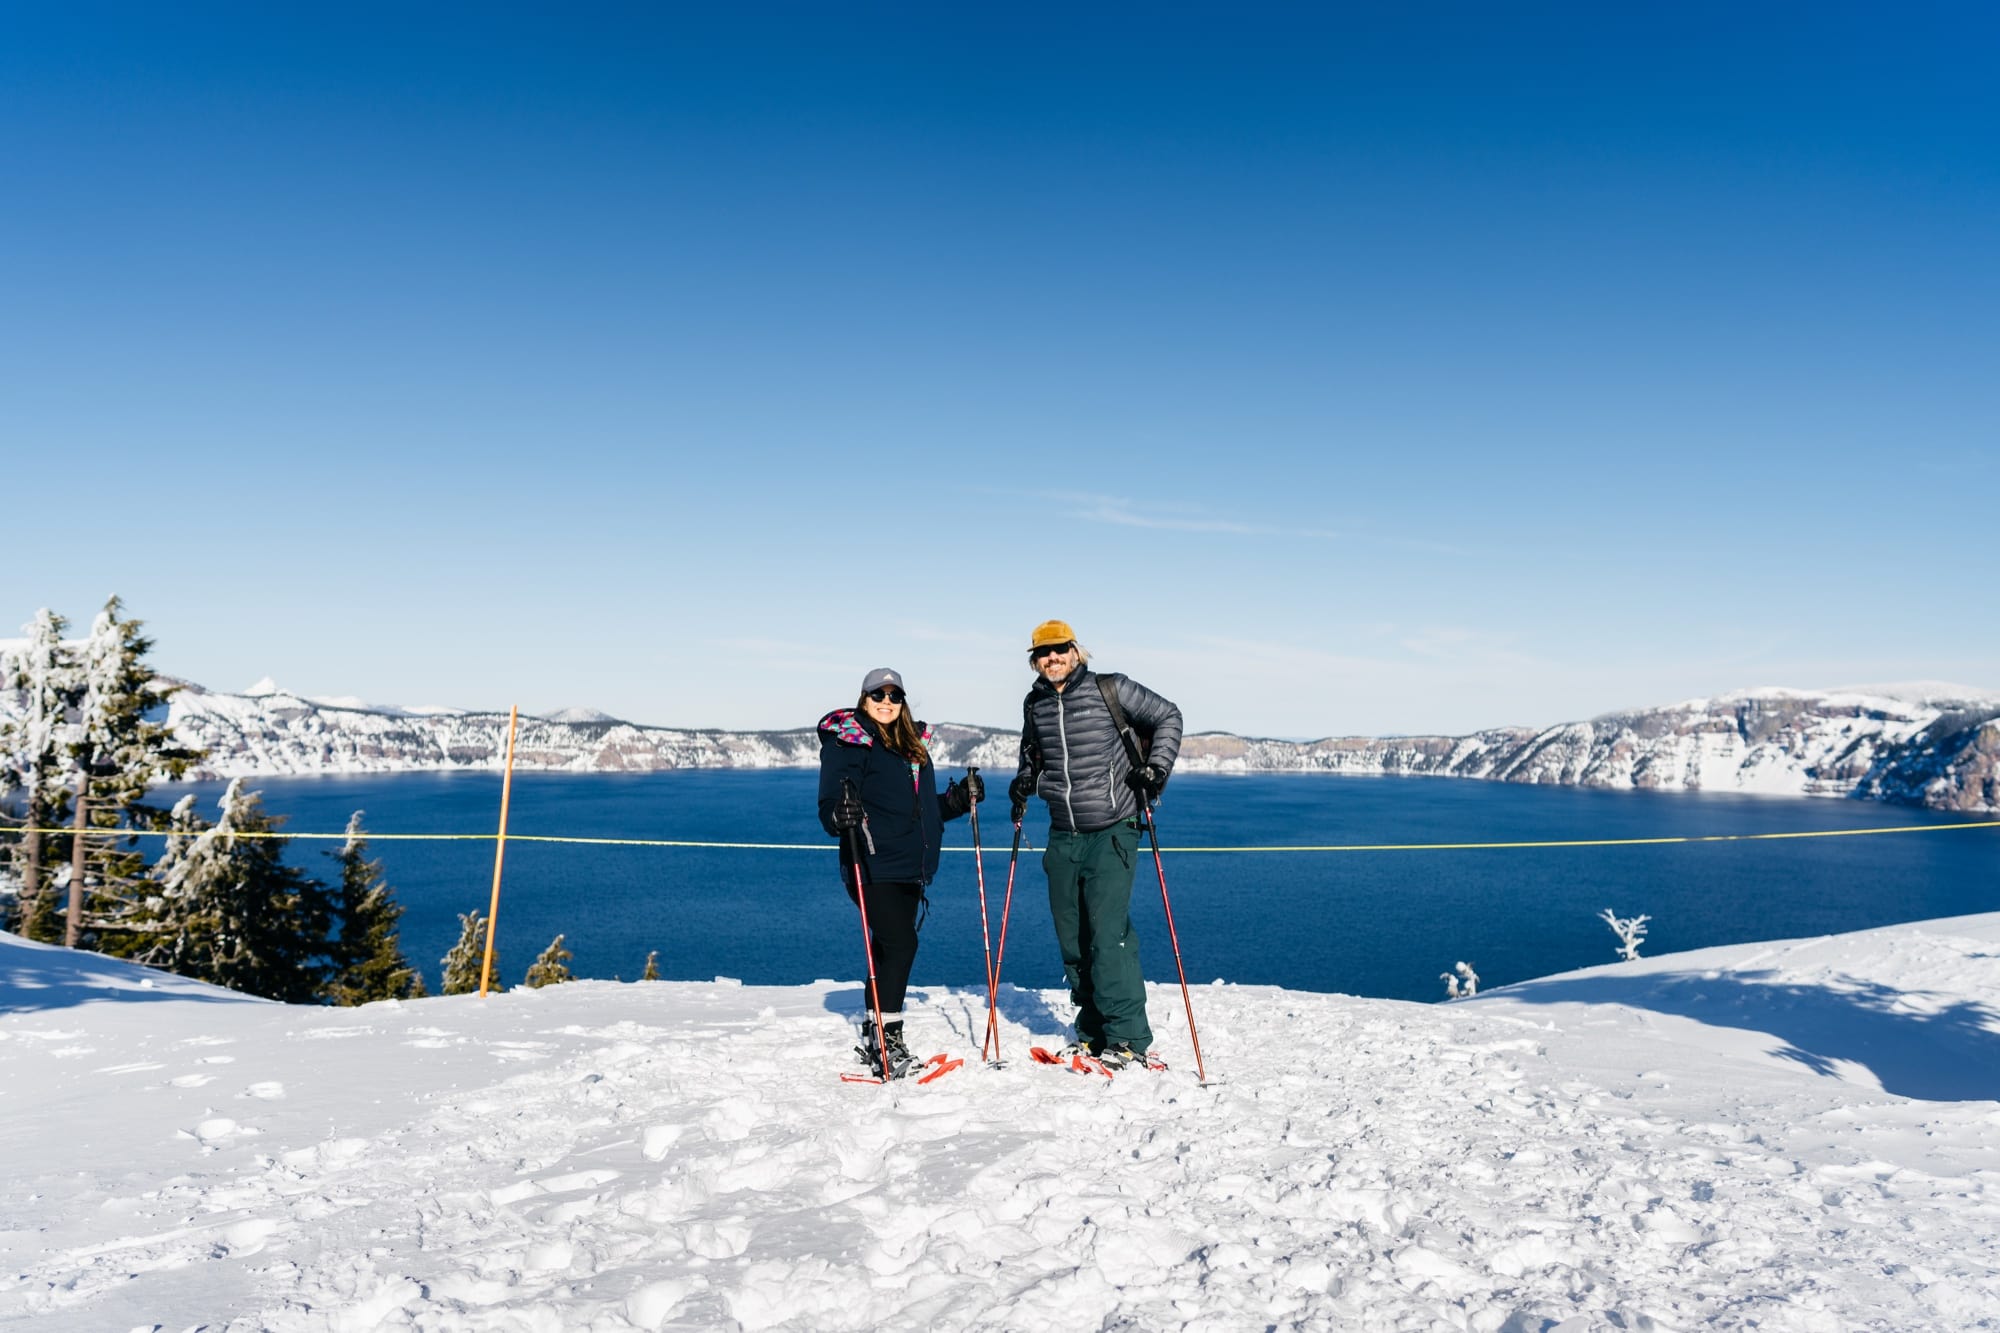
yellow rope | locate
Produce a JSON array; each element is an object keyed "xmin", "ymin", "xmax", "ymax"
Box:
[{"xmin": 13, "ymin": 820, "xmax": 1999, "ymax": 852}]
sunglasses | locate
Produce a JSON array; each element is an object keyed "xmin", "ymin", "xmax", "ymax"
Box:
[
  {"xmin": 1030, "ymin": 643, "xmax": 1075, "ymax": 661},
  {"xmin": 866, "ymin": 687, "xmax": 906, "ymax": 704}
]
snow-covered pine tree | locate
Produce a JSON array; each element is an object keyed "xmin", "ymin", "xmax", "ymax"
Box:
[
  {"xmin": 524, "ymin": 934, "xmax": 574, "ymax": 988},
  {"xmin": 1, "ymin": 599, "xmax": 200, "ymax": 947},
  {"xmin": 68, "ymin": 599, "xmax": 201, "ymax": 950},
  {"xmin": 129, "ymin": 779, "xmax": 334, "ymax": 1002},
  {"xmin": 320, "ymin": 812, "xmax": 422, "ymax": 1005},
  {"xmin": 1, "ymin": 609, "xmax": 78, "ymax": 941},
  {"xmin": 641, "ymin": 950, "xmax": 660, "ymax": 981},
  {"xmin": 440, "ymin": 910, "xmax": 497, "ymax": 995}
]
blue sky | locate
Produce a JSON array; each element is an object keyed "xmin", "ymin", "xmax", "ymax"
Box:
[{"xmin": 4, "ymin": 4, "xmax": 1995, "ymax": 736}]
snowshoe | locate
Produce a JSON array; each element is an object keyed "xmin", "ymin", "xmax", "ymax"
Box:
[{"xmin": 841, "ymin": 1022, "xmax": 962, "ymax": 1085}]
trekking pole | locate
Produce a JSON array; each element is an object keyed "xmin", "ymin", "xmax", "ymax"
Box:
[
  {"xmin": 984, "ymin": 815, "xmax": 1026, "ymax": 1063},
  {"xmin": 965, "ymin": 766, "xmax": 999, "ymax": 1060},
  {"xmin": 1138, "ymin": 798, "xmax": 1209, "ymax": 1084},
  {"xmin": 844, "ymin": 780, "xmax": 892, "ymax": 1083}
]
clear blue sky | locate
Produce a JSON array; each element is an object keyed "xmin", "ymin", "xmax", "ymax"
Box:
[{"xmin": 5, "ymin": 4, "xmax": 1995, "ymax": 736}]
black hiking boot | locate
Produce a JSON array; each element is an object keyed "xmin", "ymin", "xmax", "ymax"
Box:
[{"xmin": 856, "ymin": 1020, "xmax": 917, "ymax": 1079}]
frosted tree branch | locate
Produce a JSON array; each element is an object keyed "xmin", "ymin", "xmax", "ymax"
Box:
[{"xmin": 1600, "ymin": 908, "xmax": 1651, "ymax": 962}]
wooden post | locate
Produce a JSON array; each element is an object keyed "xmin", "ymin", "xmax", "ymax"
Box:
[
  {"xmin": 64, "ymin": 767, "xmax": 89, "ymax": 948},
  {"xmin": 478, "ymin": 706, "xmax": 520, "ymax": 998}
]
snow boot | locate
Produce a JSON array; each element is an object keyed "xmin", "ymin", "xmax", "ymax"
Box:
[
  {"xmin": 856, "ymin": 1020, "xmax": 917, "ymax": 1079},
  {"xmin": 1095, "ymin": 1043, "xmax": 1166, "ymax": 1072}
]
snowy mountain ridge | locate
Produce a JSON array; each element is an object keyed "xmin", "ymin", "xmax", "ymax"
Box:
[
  {"xmin": 152, "ymin": 679, "xmax": 2000, "ymax": 814},
  {"xmin": 2, "ymin": 669, "xmax": 1995, "ymax": 812}
]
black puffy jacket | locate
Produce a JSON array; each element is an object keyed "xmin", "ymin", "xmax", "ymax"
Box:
[
  {"xmin": 1014, "ymin": 667, "xmax": 1184, "ymax": 834},
  {"xmin": 816, "ymin": 709, "xmax": 967, "ymax": 885}
]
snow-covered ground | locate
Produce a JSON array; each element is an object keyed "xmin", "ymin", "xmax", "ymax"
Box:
[{"xmin": 3, "ymin": 916, "xmax": 1998, "ymax": 1331}]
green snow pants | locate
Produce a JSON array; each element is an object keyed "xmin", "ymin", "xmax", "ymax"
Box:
[{"xmin": 1044, "ymin": 819, "xmax": 1153, "ymax": 1054}]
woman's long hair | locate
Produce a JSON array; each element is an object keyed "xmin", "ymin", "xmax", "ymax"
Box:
[{"xmin": 857, "ymin": 692, "xmax": 929, "ymax": 765}]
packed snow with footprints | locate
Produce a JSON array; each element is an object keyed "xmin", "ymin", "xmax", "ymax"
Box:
[{"xmin": 3, "ymin": 915, "xmax": 1998, "ymax": 1330}]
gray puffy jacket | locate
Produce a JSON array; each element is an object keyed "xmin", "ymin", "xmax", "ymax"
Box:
[{"xmin": 1014, "ymin": 667, "xmax": 1184, "ymax": 834}]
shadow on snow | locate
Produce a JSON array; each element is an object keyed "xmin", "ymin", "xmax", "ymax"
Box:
[
  {"xmin": 0, "ymin": 948, "xmax": 263, "ymax": 1014},
  {"xmin": 1491, "ymin": 969, "xmax": 2000, "ymax": 1103},
  {"xmin": 820, "ymin": 982, "xmax": 1070, "ymax": 1043}
]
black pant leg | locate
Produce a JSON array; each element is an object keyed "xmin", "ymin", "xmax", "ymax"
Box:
[{"xmin": 848, "ymin": 878, "xmax": 923, "ymax": 1017}]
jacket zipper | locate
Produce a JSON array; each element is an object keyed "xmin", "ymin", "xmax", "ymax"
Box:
[
  {"xmin": 912, "ymin": 760, "xmax": 926, "ymax": 868},
  {"xmin": 1055, "ymin": 689, "xmax": 1076, "ymax": 829}
]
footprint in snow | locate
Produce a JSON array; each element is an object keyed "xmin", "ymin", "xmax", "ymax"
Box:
[
  {"xmin": 218, "ymin": 1217, "xmax": 286, "ymax": 1256},
  {"xmin": 181, "ymin": 1117, "xmax": 256, "ymax": 1145},
  {"xmin": 685, "ymin": 1218, "xmax": 753, "ymax": 1259},
  {"xmin": 241, "ymin": 1082, "xmax": 285, "ymax": 1100}
]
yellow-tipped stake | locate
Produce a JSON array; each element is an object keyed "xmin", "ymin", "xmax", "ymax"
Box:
[{"xmin": 478, "ymin": 706, "xmax": 520, "ymax": 998}]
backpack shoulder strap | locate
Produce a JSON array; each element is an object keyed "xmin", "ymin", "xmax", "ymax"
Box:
[{"xmin": 1096, "ymin": 673, "xmax": 1147, "ymax": 769}]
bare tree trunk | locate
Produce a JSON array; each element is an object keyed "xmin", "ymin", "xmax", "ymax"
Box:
[
  {"xmin": 18, "ymin": 753, "xmax": 44, "ymax": 931},
  {"xmin": 21, "ymin": 825, "xmax": 41, "ymax": 918},
  {"xmin": 65, "ymin": 770, "xmax": 89, "ymax": 948}
]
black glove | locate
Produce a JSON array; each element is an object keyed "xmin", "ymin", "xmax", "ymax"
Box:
[
  {"xmin": 830, "ymin": 788, "xmax": 865, "ymax": 831},
  {"xmin": 1126, "ymin": 762, "xmax": 1167, "ymax": 802},
  {"xmin": 942, "ymin": 776, "xmax": 981, "ymax": 817},
  {"xmin": 1008, "ymin": 773, "xmax": 1035, "ymax": 823}
]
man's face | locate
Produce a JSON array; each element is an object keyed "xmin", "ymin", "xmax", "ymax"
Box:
[{"xmin": 1032, "ymin": 643, "xmax": 1079, "ymax": 687}]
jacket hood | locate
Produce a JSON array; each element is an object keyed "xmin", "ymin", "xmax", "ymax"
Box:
[
  {"xmin": 818, "ymin": 709, "xmax": 935, "ymax": 750},
  {"xmin": 818, "ymin": 709, "xmax": 873, "ymax": 747}
]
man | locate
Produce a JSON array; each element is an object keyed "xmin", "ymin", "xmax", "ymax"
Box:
[{"xmin": 1009, "ymin": 619, "xmax": 1183, "ymax": 1069}]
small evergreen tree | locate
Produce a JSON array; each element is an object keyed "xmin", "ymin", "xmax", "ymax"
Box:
[
  {"xmin": 321, "ymin": 812, "xmax": 422, "ymax": 1005},
  {"xmin": 441, "ymin": 910, "xmax": 498, "ymax": 995},
  {"xmin": 524, "ymin": 934, "xmax": 574, "ymax": 988},
  {"xmin": 129, "ymin": 779, "xmax": 333, "ymax": 1002},
  {"xmin": 641, "ymin": 950, "xmax": 660, "ymax": 981}
]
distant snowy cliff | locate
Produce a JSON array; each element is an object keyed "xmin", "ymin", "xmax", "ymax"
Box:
[
  {"xmin": 5, "ymin": 677, "xmax": 1996, "ymax": 814},
  {"xmin": 1174, "ymin": 688, "xmax": 2000, "ymax": 815},
  {"xmin": 147, "ymin": 681, "xmax": 1027, "ymax": 779}
]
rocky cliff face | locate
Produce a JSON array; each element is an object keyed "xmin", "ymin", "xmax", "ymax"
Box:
[
  {"xmin": 1173, "ymin": 689, "xmax": 2000, "ymax": 814},
  {"xmin": 7, "ymin": 679, "xmax": 1995, "ymax": 814},
  {"xmin": 152, "ymin": 685, "xmax": 1026, "ymax": 778}
]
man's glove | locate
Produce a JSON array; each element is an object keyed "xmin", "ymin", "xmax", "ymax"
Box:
[
  {"xmin": 1008, "ymin": 773, "xmax": 1036, "ymax": 823},
  {"xmin": 962, "ymin": 771, "xmax": 985, "ymax": 804},
  {"xmin": 830, "ymin": 788, "xmax": 865, "ymax": 831},
  {"xmin": 1126, "ymin": 762, "xmax": 1167, "ymax": 802}
]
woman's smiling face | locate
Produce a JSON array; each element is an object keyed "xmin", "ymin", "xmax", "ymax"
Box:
[{"xmin": 863, "ymin": 687, "xmax": 905, "ymax": 726}]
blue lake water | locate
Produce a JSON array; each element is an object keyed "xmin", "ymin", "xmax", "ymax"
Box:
[{"xmin": 161, "ymin": 772, "xmax": 1999, "ymax": 1003}]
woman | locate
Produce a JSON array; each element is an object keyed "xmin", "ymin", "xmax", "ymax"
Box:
[{"xmin": 817, "ymin": 667, "xmax": 983, "ymax": 1077}]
